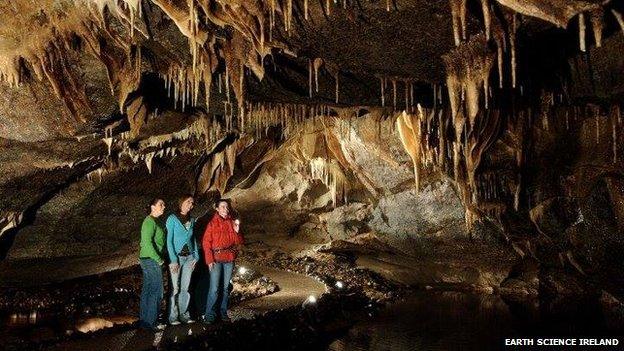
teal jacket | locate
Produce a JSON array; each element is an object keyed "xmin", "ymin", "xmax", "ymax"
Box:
[
  {"xmin": 139, "ymin": 215, "xmax": 166, "ymax": 265},
  {"xmin": 166, "ymin": 213, "xmax": 199, "ymax": 264}
]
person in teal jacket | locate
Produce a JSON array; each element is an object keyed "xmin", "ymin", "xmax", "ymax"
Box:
[
  {"xmin": 139, "ymin": 198, "xmax": 166, "ymax": 331},
  {"xmin": 166, "ymin": 194, "xmax": 199, "ymax": 325}
]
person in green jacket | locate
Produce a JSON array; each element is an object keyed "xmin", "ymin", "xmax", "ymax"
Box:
[{"xmin": 138, "ymin": 198, "xmax": 166, "ymax": 331}]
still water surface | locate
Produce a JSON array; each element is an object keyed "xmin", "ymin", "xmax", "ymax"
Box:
[{"xmin": 328, "ymin": 291, "xmax": 618, "ymax": 351}]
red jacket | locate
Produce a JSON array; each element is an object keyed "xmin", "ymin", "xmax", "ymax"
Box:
[{"xmin": 202, "ymin": 213, "xmax": 243, "ymax": 264}]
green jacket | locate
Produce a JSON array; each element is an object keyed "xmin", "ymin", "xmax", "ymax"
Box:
[{"xmin": 139, "ymin": 215, "xmax": 166, "ymax": 265}]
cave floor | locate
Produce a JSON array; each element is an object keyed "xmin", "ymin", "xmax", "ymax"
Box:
[
  {"xmin": 40, "ymin": 265, "xmax": 326, "ymax": 351},
  {"xmin": 0, "ymin": 228, "xmax": 520, "ymax": 350}
]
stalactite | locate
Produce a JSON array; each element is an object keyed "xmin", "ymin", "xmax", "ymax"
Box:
[
  {"xmin": 396, "ymin": 111, "xmax": 422, "ymax": 191},
  {"xmin": 204, "ymin": 68, "xmax": 213, "ymax": 112},
  {"xmin": 450, "ymin": 0, "xmax": 461, "ymax": 46},
  {"xmin": 410, "ymin": 82, "xmax": 414, "ymax": 113},
  {"xmin": 0, "ymin": 211, "xmax": 24, "ymax": 237},
  {"xmin": 596, "ymin": 115, "xmax": 600, "ymax": 145},
  {"xmin": 510, "ymin": 13, "xmax": 518, "ymax": 89},
  {"xmin": 380, "ymin": 77, "xmax": 386, "ymax": 107},
  {"xmin": 481, "ymin": 0, "xmax": 491, "ymax": 41},
  {"xmin": 304, "ymin": 0, "xmax": 309, "ymax": 20},
  {"xmin": 438, "ymin": 109, "xmax": 446, "ymax": 169},
  {"xmin": 443, "ymin": 34, "xmax": 495, "ymax": 128},
  {"xmin": 613, "ymin": 9, "xmax": 624, "ymax": 35},
  {"xmin": 392, "ymin": 79, "xmax": 397, "ymax": 111},
  {"xmin": 285, "ymin": 0, "xmax": 293, "ymax": 31},
  {"xmin": 496, "ymin": 42, "xmax": 504, "ymax": 89},
  {"xmin": 613, "ymin": 118, "xmax": 618, "ymax": 164},
  {"xmin": 335, "ymin": 73, "xmax": 339, "ymax": 104},
  {"xmin": 579, "ymin": 13, "xmax": 586, "ymax": 52},
  {"xmin": 566, "ymin": 110, "xmax": 570, "ymax": 130},
  {"xmin": 314, "ymin": 58, "xmax": 323, "ymax": 92},
  {"xmin": 404, "ymin": 81, "xmax": 409, "ymax": 111},
  {"xmin": 309, "ymin": 157, "xmax": 346, "ymax": 207},
  {"xmin": 103, "ymin": 137, "xmax": 114, "ymax": 156},
  {"xmin": 145, "ymin": 152, "xmax": 155, "ymax": 174},
  {"xmin": 308, "ymin": 59, "xmax": 313, "ymax": 98},
  {"xmin": 225, "ymin": 66, "xmax": 231, "ymax": 104},
  {"xmin": 459, "ymin": 0, "xmax": 467, "ymax": 41},
  {"xmin": 590, "ymin": 9, "xmax": 603, "ymax": 48}
]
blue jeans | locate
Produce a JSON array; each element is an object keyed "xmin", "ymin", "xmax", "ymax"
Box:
[
  {"xmin": 168, "ymin": 255, "xmax": 196, "ymax": 323},
  {"xmin": 139, "ymin": 258, "xmax": 163, "ymax": 330},
  {"xmin": 204, "ymin": 261, "xmax": 234, "ymax": 321}
]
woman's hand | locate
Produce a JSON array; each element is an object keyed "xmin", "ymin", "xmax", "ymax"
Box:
[
  {"xmin": 233, "ymin": 219, "xmax": 240, "ymax": 233},
  {"xmin": 208, "ymin": 262, "xmax": 214, "ymax": 271},
  {"xmin": 169, "ymin": 263, "xmax": 180, "ymax": 274}
]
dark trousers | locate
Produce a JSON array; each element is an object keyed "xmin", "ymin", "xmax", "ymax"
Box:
[{"xmin": 139, "ymin": 258, "xmax": 163, "ymax": 329}]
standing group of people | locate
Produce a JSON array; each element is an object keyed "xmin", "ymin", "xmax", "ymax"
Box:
[{"xmin": 137, "ymin": 195, "xmax": 243, "ymax": 331}]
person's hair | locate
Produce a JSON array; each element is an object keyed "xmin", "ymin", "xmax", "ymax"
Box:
[
  {"xmin": 214, "ymin": 198, "xmax": 229, "ymax": 209},
  {"xmin": 148, "ymin": 198, "xmax": 163, "ymax": 211},
  {"xmin": 178, "ymin": 194, "xmax": 194, "ymax": 210}
]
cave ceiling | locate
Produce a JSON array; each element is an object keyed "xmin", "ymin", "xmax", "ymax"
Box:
[{"xmin": 0, "ymin": 0, "xmax": 619, "ymax": 142}]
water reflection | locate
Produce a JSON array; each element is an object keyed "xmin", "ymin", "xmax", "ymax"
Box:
[
  {"xmin": 328, "ymin": 291, "xmax": 616, "ymax": 351},
  {"xmin": 7, "ymin": 311, "xmax": 40, "ymax": 327}
]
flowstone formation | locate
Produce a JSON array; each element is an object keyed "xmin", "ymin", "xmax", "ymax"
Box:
[{"xmin": 1, "ymin": 0, "xmax": 624, "ymax": 312}]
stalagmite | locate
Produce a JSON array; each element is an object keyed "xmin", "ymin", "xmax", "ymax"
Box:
[{"xmin": 579, "ymin": 13, "xmax": 586, "ymax": 52}]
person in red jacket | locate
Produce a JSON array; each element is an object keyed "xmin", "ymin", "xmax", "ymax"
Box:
[{"xmin": 201, "ymin": 198, "xmax": 243, "ymax": 323}]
